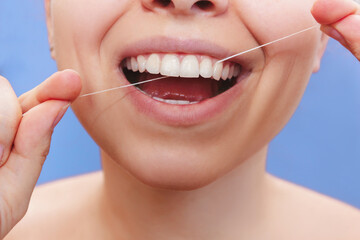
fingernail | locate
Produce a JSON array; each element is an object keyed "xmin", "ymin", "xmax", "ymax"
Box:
[
  {"xmin": 52, "ymin": 103, "xmax": 70, "ymax": 129},
  {"xmin": 322, "ymin": 25, "xmax": 346, "ymax": 45},
  {"xmin": 0, "ymin": 144, "xmax": 4, "ymax": 166}
]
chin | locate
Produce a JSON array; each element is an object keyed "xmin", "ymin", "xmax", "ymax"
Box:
[{"xmin": 120, "ymin": 148, "xmax": 230, "ymax": 191}]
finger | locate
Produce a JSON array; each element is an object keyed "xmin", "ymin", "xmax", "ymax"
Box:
[
  {"xmin": 322, "ymin": 15, "xmax": 360, "ymax": 60},
  {"xmin": 311, "ymin": 0, "xmax": 359, "ymax": 25},
  {"xmin": 19, "ymin": 69, "xmax": 82, "ymax": 114},
  {"xmin": 0, "ymin": 76, "xmax": 22, "ymax": 167},
  {"xmin": 312, "ymin": 0, "xmax": 360, "ymax": 60},
  {"xmin": 0, "ymin": 100, "xmax": 69, "ymax": 236}
]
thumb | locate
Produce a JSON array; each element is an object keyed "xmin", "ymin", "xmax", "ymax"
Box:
[
  {"xmin": 323, "ymin": 15, "xmax": 360, "ymax": 60},
  {"xmin": 0, "ymin": 100, "xmax": 69, "ymax": 235}
]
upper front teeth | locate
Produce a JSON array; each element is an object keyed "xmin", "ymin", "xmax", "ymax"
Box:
[
  {"xmin": 124, "ymin": 54, "xmax": 241, "ymax": 81},
  {"xmin": 199, "ymin": 57, "xmax": 213, "ymax": 78},
  {"xmin": 161, "ymin": 54, "xmax": 180, "ymax": 77},
  {"xmin": 180, "ymin": 55, "xmax": 200, "ymax": 78},
  {"xmin": 146, "ymin": 54, "xmax": 161, "ymax": 74}
]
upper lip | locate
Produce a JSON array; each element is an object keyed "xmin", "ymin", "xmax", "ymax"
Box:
[{"xmin": 118, "ymin": 36, "xmax": 248, "ymax": 66}]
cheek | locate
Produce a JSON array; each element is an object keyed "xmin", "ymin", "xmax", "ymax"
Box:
[
  {"xmin": 51, "ymin": 0, "xmax": 130, "ymax": 70},
  {"xmin": 244, "ymin": 49, "xmax": 318, "ymax": 153},
  {"xmin": 51, "ymin": 0, "xmax": 134, "ymax": 128},
  {"xmin": 219, "ymin": 0, "xmax": 320, "ymax": 158},
  {"xmin": 233, "ymin": 0, "xmax": 317, "ymax": 49},
  {"xmin": 227, "ymin": 1, "xmax": 321, "ymax": 159}
]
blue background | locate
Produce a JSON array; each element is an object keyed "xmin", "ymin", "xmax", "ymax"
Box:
[{"xmin": 1, "ymin": 0, "xmax": 359, "ymax": 208}]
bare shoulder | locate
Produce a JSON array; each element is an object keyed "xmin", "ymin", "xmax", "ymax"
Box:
[
  {"xmin": 267, "ymin": 174, "xmax": 360, "ymax": 240},
  {"xmin": 4, "ymin": 171, "xmax": 104, "ymax": 240}
]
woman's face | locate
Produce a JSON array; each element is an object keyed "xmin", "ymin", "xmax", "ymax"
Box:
[{"xmin": 46, "ymin": 0, "xmax": 325, "ymax": 189}]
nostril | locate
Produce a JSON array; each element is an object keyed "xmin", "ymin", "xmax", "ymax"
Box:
[
  {"xmin": 153, "ymin": 0, "xmax": 173, "ymax": 7},
  {"xmin": 145, "ymin": 0, "xmax": 225, "ymax": 15},
  {"xmin": 192, "ymin": 1, "xmax": 214, "ymax": 11}
]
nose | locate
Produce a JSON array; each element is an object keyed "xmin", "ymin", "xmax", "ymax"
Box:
[{"xmin": 141, "ymin": 0, "xmax": 228, "ymax": 16}]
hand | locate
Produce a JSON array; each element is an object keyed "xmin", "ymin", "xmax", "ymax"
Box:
[
  {"xmin": 312, "ymin": 0, "xmax": 360, "ymax": 61},
  {"xmin": 0, "ymin": 70, "xmax": 81, "ymax": 239}
]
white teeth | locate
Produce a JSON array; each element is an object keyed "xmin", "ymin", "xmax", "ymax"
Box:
[
  {"xmin": 221, "ymin": 64, "xmax": 230, "ymax": 80},
  {"xmin": 180, "ymin": 55, "xmax": 200, "ymax": 78},
  {"xmin": 131, "ymin": 57, "xmax": 138, "ymax": 72},
  {"xmin": 199, "ymin": 57, "xmax": 213, "ymax": 78},
  {"xmin": 213, "ymin": 62, "xmax": 223, "ymax": 81},
  {"xmin": 146, "ymin": 54, "xmax": 161, "ymax": 74},
  {"xmin": 164, "ymin": 99, "xmax": 190, "ymax": 105},
  {"xmin": 126, "ymin": 58, "xmax": 132, "ymax": 70},
  {"xmin": 234, "ymin": 65, "xmax": 241, "ymax": 77},
  {"xmin": 137, "ymin": 55, "xmax": 146, "ymax": 73},
  {"xmin": 229, "ymin": 65, "xmax": 234, "ymax": 79},
  {"xmin": 124, "ymin": 54, "xmax": 241, "ymax": 80},
  {"xmin": 153, "ymin": 96, "xmax": 198, "ymax": 105},
  {"xmin": 160, "ymin": 54, "xmax": 180, "ymax": 77}
]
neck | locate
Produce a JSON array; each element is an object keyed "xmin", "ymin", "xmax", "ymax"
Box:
[{"xmin": 100, "ymin": 146, "xmax": 269, "ymax": 239}]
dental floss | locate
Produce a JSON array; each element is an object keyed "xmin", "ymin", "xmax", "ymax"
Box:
[
  {"xmin": 79, "ymin": 76, "xmax": 168, "ymax": 97},
  {"xmin": 216, "ymin": 25, "xmax": 319, "ymax": 63},
  {"xmin": 79, "ymin": 25, "xmax": 319, "ymax": 98}
]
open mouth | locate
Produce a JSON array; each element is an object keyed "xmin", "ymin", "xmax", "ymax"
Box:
[{"xmin": 121, "ymin": 53, "xmax": 242, "ymax": 105}]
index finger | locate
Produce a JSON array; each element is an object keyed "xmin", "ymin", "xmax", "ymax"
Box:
[{"xmin": 312, "ymin": 0, "xmax": 360, "ymax": 60}]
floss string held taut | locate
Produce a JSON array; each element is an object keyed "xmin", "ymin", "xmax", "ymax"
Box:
[
  {"xmin": 80, "ymin": 76, "xmax": 168, "ymax": 97},
  {"xmin": 216, "ymin": 25, "xmax": 318, "ymax": 63},
  {"xmin": 80, "ymin": 25, "xmax": 319, "ymax": 98}
]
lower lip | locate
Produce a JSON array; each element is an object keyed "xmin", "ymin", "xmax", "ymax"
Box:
[{"xmin": 123, "ymin": 73, "xmax": 249, "ymax": 126}]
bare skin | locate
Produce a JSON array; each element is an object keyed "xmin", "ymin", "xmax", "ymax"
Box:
[
  {"xmin": 5, "ymin": 171, "xmax": 360, "ymax": 239},
  {"xmin": 1, "ymin": 0, "xmax": 360, "ymax": 239}
]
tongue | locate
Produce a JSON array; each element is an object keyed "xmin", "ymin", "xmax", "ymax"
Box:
[{"xmin": 138, "ymin": 74, "xmax": 218, "ymax": 102}]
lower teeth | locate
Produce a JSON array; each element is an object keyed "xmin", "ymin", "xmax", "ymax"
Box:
[{"xmin": 152, "ymin": 97, "xmax": 199, "ymax": 105}]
